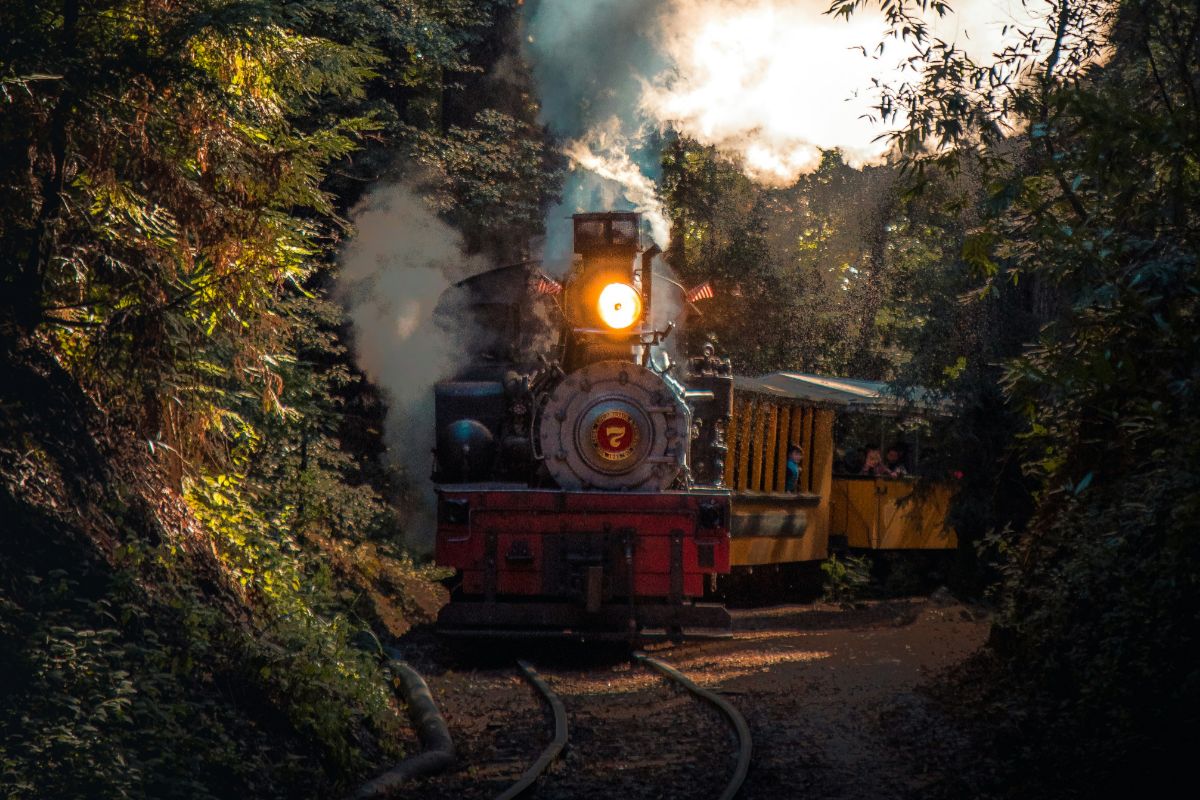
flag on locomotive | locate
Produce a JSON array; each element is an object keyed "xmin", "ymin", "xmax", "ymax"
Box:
[{"xmin": 431, "ymin": 212, "xmax": 734, "ymax": 638}]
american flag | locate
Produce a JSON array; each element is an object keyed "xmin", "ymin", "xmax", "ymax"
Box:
[
  {"xmin": 685, "ymin": 281, "xmax": 714, "ymax": 303},
  {"xmin": 535, "ymin": 273, "xmax": 562, "ymax": 296}
]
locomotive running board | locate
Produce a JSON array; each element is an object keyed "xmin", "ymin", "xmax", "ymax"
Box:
[{"xmin": 436, "ymin": 600, "xmax": 732, "ymax": 640}]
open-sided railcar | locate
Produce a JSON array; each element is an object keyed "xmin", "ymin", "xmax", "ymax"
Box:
[{"xmin": 726, "ymin": 372, "xmax": 958, "ymax": 570}]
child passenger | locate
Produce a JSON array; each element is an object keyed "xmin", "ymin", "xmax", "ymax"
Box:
[
  {"xmin": 884, "ymin": 445, "xmax": 908, "ymax": 477},
  {"xmin": 785, "ymin": 444, "xmax": 803, "ymax": 492},
  {"xmin": 860, "ymin": 446, "xmax": 889, "ymax": 476}
]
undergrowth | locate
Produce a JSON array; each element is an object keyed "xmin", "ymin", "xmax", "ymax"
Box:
[
  {"xmin": 0, "ymin": 352, "xmax": 409, "ymax": 799},
  {"xmin": 821, "ymin": 553, "xmax": 872, "ymax": 606}
]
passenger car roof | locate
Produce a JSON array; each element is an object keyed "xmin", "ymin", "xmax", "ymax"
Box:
[{"xmin": 734, "ymin": 372, "xmax": 953, "ymax": 417}]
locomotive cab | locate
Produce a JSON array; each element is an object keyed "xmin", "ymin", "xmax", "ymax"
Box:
[{"xmin": 430, "ymin": 262, "xmax": 559, "ymax": 484}]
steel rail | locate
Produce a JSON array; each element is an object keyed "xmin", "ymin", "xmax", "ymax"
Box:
[
  {"xmin": 634, "ymin": 653, "xmax": 752, "ymax": 800},
  {"xmin": 494, "ymin": 660, "xmax": 569, "ymax": 800}
]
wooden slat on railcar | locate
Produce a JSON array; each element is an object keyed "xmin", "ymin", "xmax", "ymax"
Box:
[
  {"xmin": 762, "ymin": 403, "xmax": 779, "ymax": 492},
  {"xmin": 773, "ymin": 405, "xmax": 791, "ymax": 490},
  {"xmin": 736, "ymin": 397, "xmax": 753, "ymax": 491},
  {"xmin": 749, "ymin": 401, "xmax": 767, "ymax": 491},
  {"xmin": 725, "ymin": 396, "xmax": 741, "ymax": 488},
  {"xmin": 800, "ymin": 407, "xmax": 815, "ymax": 492},
  {"xmin": 811, "ymin": 409, "xmax": 834, "ymax": 512}
]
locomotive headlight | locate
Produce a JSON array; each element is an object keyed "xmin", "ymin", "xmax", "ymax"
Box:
[{"xmin": 597, "ymin": 282, "xmax": 642, "ymax": 329}]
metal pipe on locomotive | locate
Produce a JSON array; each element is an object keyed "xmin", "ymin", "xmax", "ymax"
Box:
[{"xmin": 432, "ymin": 212, "xmax": 734, "ymax": 637}]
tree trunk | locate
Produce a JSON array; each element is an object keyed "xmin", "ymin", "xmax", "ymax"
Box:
[{"xmin": 16, "ymin": 0, "xmax": 79, "ymax": 331}]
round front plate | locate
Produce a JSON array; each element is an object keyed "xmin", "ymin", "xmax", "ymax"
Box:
[{"xmin": 591, "ymin": 409, "xmax": 640, "ymax": 462}]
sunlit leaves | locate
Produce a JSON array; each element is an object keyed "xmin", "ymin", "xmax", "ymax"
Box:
[
  {"xmin": 0, "ymin": 0, "xmax": 396, "ymax": 474},
  {"xmin": 960, "ymin": 229, "xmax": 998, "ymax": 277},
  {"xmin": 1, "ymin": 3, "xmax": 533, "ymax": 797},
  {"xmin": 404, "ymin": 108, "xmax": 560, "ymax": 252}
]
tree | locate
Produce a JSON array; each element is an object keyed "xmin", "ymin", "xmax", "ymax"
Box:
[
  {"xmin": 833, "ymin": 0, "xmax": 1200, "ymax": 788},
  {"xmin": 0, "ymin": 1, "xmax": 562, "ymax": 796}
]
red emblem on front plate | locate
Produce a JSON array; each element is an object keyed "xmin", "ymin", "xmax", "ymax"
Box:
[{"xmin": 592, "ymin": 410, "xmax": 639, "ymax": 462}]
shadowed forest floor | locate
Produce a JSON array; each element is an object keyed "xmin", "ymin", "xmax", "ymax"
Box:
[{"xmin": 397, "ymin": 595, "xmax": 991, "ymax": 800}]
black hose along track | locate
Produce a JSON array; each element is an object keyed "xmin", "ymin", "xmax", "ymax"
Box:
[
  {"xmin": 352, "ymin": 657, "xmax": 456, "ymax": 800},
  {"xmin": 497, "ymin": 654, "xmax": 751, "ymax": 800}
]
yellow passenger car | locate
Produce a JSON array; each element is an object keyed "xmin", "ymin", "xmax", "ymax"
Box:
[{"xmin": 726, "ymin": 372, "xmax": 957, "ymax": 569}]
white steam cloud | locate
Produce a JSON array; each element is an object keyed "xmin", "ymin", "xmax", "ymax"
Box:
[
  {"xmin": 525, "ymin": 0, "xmax": 674, "ymax": 260},
  {"xmin": 525, "ymin": 0, "xmax": 1051, "ymax": 200},
  {"xmin": 338, "ymin": 184, "xmax": 484, "ymax": 549},
  {"xmin": 565, "ymin": 135, "xmax": 673, "ymax": 248},
  {"xmin": 643, "ymin": 0, "xmax": 1051, "ymax": 183}
]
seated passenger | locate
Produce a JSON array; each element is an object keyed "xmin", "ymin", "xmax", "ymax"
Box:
[
  {"xmin": 785, "ymin": 444, "xmax": 803, "ymax": 492},
  {"xmin": 833, "ymin": 445, "xmax": 858, "ymax": 475},
  {"xmin": 884, "ymin": 445, "xmax": 908, "ymax": 478},
  {"xmin": 860, "ymin": 446, "xmax": 889, "ymax": 477}
]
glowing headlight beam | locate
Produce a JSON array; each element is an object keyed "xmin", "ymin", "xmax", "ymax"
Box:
[{"xmin": 597, "ymin": 283, "xmax": 642, "ymax": 330}]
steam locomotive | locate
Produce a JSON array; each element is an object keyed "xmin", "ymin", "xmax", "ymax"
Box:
[{"xmin": 432, "ymin": 212, "xmax": 735, "ymax": 637}]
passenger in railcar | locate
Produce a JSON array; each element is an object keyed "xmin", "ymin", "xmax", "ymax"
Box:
[
  {"xmin": 884, "ymin": 445, "xmax": 909, "ymax": 478},
  {"xmin": 833, "ymin": 444, "xmax": 861, "ymax": 475},
  {"xmin": 860, "ymin": 446, "xmax": 890, "ymax": 477},
  {"xmin": 785, "ymin": 444, "xmax": 803, "ymax": 492}
]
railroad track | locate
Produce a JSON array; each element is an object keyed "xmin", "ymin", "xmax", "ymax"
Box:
[{"xmin": 495, "ymin": 654, "xmax": 751, "ymax": 800}]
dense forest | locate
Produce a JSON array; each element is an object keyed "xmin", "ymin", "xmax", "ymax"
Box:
[
  {"xmin": 0, "ymin": 1, "xmax": 557, "ymax": 796},
  {"xmin": 2, "ymin": 0, "xmax": 1196, "ymax": 797}
]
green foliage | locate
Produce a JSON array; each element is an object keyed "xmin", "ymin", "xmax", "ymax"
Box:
[
  {"xmin": 0, "ymin": 347, "xmax": 409, "ymax": 799},
  {"xmin": 832, "ymin": 0, "xmax": 1200, "ymax": 788},
  {"xmin": 665, "ymin": 143, "xmax": 896, "ymax": 376},
  {"xmin": 662, "ymin": 134, "xmax": 989, "ymax": 386},
  {"xmin": 1, "ymin": 0, "xmax": 369, "ymax": 466},
  {"xmin": 666, "ymin": 1, "xmax": 1198, "ymax": 785},
  {"xmin": 662, "ymin": 140, "xmax": 779, "ymax": 373},
  {"xmin": 820, "ymin": 554, "xmax": 872, "ymax": 606},
  {"xmin": 1, "ymin": 0, "xmax": 552, "ymax": 466},
  {"xmin": 406, "ymin": 108, "xmax": 563, "ymax": 259},
  {"xmin": 0, "ymin": 527, "xmax": 403, "ymax": 800},
  {"xmin": 1, "ymin": 0, "xmax": 557, "ymax": 797}
]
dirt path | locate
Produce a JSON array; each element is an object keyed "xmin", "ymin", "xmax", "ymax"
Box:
[
  {"xmin": 662, "ymin": 598, "xmax": 989, "ymax": 799},
  {"xmin": 398, "ymin": 595, "xmax": 989, "ymax": 800}
]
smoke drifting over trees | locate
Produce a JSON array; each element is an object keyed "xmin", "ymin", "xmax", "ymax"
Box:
[
  {"xmin": 643, "ymin": 0, "xmax": 1054, "ymax": 180},
  {"xmin": 523, "ymin": 0, "xmax": 674, "ymax": 261},
  {"xmin": 523, "ymin": 0, "xmax": 1054, "ymax": 258}
]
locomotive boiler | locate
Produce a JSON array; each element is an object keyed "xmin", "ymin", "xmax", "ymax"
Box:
[{"xmin": 432, "ymin": 212, "xmax": 735, "ymax": 637}]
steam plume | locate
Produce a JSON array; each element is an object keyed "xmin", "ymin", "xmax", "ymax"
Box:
[
  {"xmin": 524, "ymin": 0, "xmax": 674, "ymax": 261},
  {"xmin": 525, "ymin": 0, "xmax": 1051, "ymax": 194},
  {"xmin": 338, "ymin": 184, "xmax": 484, "ymax": 550},
  {"xmin": 642, "ymin": 0, "xmax": 1052, "ymax": 183}
]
